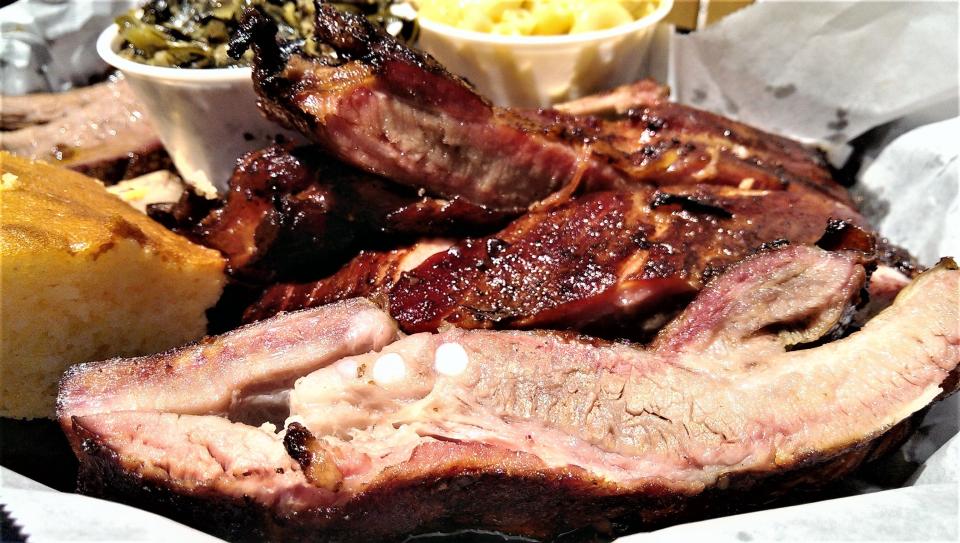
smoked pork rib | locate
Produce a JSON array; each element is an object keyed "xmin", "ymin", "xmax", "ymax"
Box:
[
  {"xmin": 158, "ymin": 144, "xmax": 509, "ymax": 282},
  {"xmin": 237, "ymin": 3, "xmax": 851, "ymax": 211},
  {"xmin": 247, "ymin": 185, "xmax": 867, "ymax": 335},
  {"xmin": 59, "ymin": 247, "xmax": 960, "ymax": 541},
  {"xmin": 0, "ymin": 76, "xmax": 172, "ymax": 183}
]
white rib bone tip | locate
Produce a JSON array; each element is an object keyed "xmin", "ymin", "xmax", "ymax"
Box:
[
  {"xmin": 373, "ymin": 352, "xmax": 406, "ymax": 384},
  {"xmin": 434, "ymin": 342, "xmax": 469, "ymax": 376}
]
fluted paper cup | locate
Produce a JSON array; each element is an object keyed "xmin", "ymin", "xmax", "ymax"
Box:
[
  {"xmin": 416, "ymin": 0, "xmax": 673, "ymax": 108},
  {"xmin": 96, "ymin": 24, "xmax": 299, "ymax": 194}
]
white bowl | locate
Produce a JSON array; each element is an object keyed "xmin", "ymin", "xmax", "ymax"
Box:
[
  {"xmin": 96, "ymin": 25, "xmax": 299, "ymax": 194},
  {"xmin": 416, "ymin": 0, "xmax": 674, "ymax": 108}
]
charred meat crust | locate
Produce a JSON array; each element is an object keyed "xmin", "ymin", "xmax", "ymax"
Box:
[
  {"xmin": 284, "ymin": 422, "xmax": 344, "ymax": 492},
  {"xmin": 70, "ymin": 143, "xmax": 173, "ymax": 184},
  {"xmin": 612, "ymin": 102, "xmax": 849, "ymax": 203},
  {"xmin": 649, "ymin": 191, "xmax": 734, "ymax": 218},
  {"xmin": 73, "ymin": 425, "xmax": 272, "ymax": 543},
  {"xmin": 876, "ymin": 237, "xmax": 921, "ymax": 277},
  {"xmin": 816, "ymin": 218, "xmax": 876, "ymax": 254},
  {"xmin": 235, "ymin": 4, "xmax": 489, "ymax": 145}
]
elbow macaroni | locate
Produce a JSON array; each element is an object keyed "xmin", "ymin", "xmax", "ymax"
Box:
[{"xmin": 417, "ymin": 0, "xmax": 660, "ymax": 36}]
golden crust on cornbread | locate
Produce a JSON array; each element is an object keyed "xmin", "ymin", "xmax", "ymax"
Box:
[{"xmin": 1, "ymin": 152, "xmax": 226, "ymax": 419}]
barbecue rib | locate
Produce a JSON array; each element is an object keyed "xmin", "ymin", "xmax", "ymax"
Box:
[
  {"xmin": 0, "ymin": 75, "xmax": 172, "ymax": 183},
  {"xmin": 247, "ymin": 185, "xmax": 868, "ymax": 336},
  {"xmin": 59, "ymin": 247, "xmax": 960, "ymax": 542},
  {"xmin": 159, "ymin": 144, "xmax": 509, "ymax": 282},
  {"xmin": 236, "ymin": 4, "xmax": 852, "ymax": 211}
]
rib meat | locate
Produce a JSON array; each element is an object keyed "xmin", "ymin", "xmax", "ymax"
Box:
[
  {"xmin": 247, "ymin": 185, "xmax": 867, "ymax": 337},
  {"xmin": 58, "ymin": 247, "xmax": 960, "ymax": 541},
  {"xmin": 237, "ymin": 5, "xmax": 852, "ymax": 211},
  {"xmin": 0, "ymin": 75, "xmax": 172, "ymax": 183},
  {"xmin": 158, "ymin": 144, "xmax": 509, "ymax": 283}
]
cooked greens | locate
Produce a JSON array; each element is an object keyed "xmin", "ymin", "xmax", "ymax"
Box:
[{"xmin": 115, "ymin": 0, "xmax": 417, "ymax": 68}]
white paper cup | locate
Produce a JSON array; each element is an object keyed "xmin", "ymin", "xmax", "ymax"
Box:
[
  {"xmin": 96, "ymin": 25, "xmax": 299, "ymax": 194},
  {"xmin": 416, "ymin": 0, "xmax": 673, "ymax": 108}
]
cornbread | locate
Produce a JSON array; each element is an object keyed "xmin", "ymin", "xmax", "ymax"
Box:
[{"xmin": 0, "ymin": 152, "xmax": 226, "ymax": 419}]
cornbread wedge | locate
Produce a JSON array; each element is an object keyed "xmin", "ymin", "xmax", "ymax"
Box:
[{"xmin": 0, "ymin": 152, "xmax": 226, "ymax": 419}]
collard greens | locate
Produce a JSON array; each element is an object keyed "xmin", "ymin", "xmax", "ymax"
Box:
[{"xmin": 115, "ymin": 0, "xmax": 417, "ymax": 68}]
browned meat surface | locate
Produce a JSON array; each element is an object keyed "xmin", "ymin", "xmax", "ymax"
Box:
[
  {"xmin": 0, "ymin": 75, "xmax": 171, "ymax": 183},
  {"xmin": 237, "ymin": 5, "xmax": 850, "ymax": 211},
  {"xmin": 256, "ymin": 240, "xmax": 453, "ymax": 312},
  {"xmin": 59, "ymin": 247, "xmax": 960, "ymax": 542},
  {"xmin": 247, "ymin": 185, "xmax": 867, "ymax": 337},
  {"xmin": 146, "ymin": 5, "xmax": 872, "ymax": 312},
  {"xmin": 160, "ymin": 144, "xmax": 509, "ymax": 283}
]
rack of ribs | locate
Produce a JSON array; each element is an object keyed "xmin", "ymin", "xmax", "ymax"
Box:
[
  {"xmin": 246, "ymin": 186, "xmax": 869, "ymax": 337},
  {"xmin": 47, "ymin": 3, "xmax": 954, "ymax": 542},
  {"xmin": 58, "ymin": 247, "xmax": 960, "ymax": 542},
  {"xmin": 178, "ymin": 2, "xmax": 913, "ymax": 336},
  {"xmin": 234, "ymin": 4, "xmax": 851, "ymax": 212}
]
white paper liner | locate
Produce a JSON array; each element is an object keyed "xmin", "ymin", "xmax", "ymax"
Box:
[
  {"xmin": 668, "ymin": 0, "xmax": 959, "ymax": 162},
  {"xmin": 0, "ymin": 469, "xmax": 221, "ymax": 542}
]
